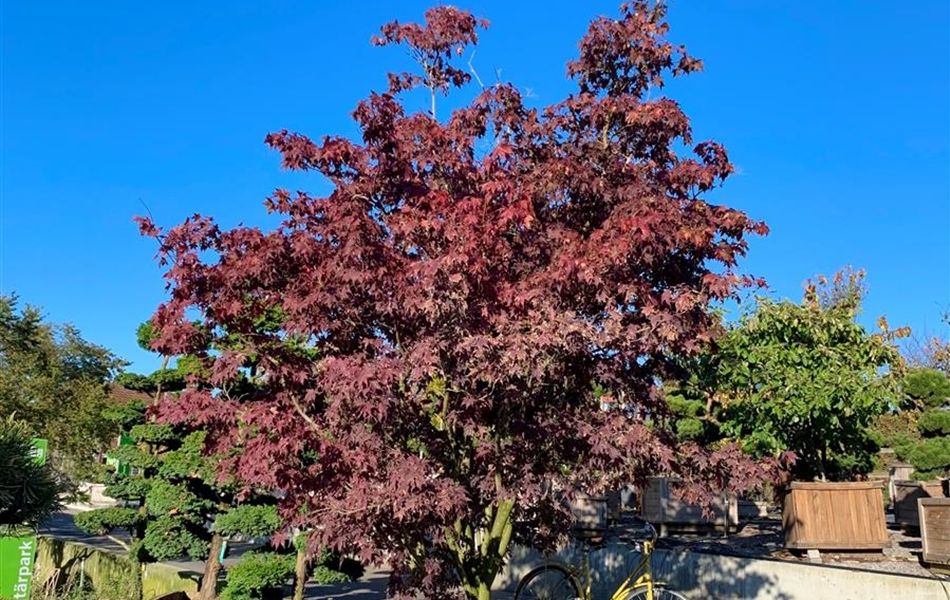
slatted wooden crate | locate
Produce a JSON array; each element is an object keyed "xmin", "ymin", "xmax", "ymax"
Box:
[
  {"xmin": 921, "ymin": 498, "xmax": 950, "ymax": 566},
  {"xmin": 893, "ymin": 480, "xmax": 946, "ymax": 528},
  {"xmin": 640, "ymin": 477, "xmax": 738, "ymax": 536},
  {"xmin": 888, "ymin": 463, "xmax": 915, "ymax": 507},
  {"xmin": 783, "ymin": 481, "xmax": 888, "ymax": 550},
  {"xmin": 570, "ymin": 490, "xmax": 621, "ymax": 533}
]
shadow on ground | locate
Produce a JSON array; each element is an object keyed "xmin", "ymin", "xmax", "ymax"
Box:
[{"xmin": 306, "ymin": 570, "xmax": 390, "ymax": 600}]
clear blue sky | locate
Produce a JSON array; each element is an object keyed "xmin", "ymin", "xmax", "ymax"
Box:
[{"xmin": 2, "ymin": 1, "xmax": 948, "ymax": 373}]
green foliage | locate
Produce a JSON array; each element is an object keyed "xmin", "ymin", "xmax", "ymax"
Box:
[
  {"xmin": 129, "ymin": 422, "xmax": 179, "ymax": 445},
  {"xmin": 875, "ymin": 369, "xmax": 950, "ymax": 479},
  {"xmin": 113, "ymin": 372, "xmax": 154, "ymax": 392},
  {"xmin": 714, "ymin": 272, "xmax": 901, "ymax": 481},
  {"xmin": 34, "ymin": 577, "xmax": 100, "ymax": 600},
  {"xmin": 89, "ymin": 320, "xmax": 283, "ymax": 579},
  {"xmin": 103, "ymin": 473, "xmax": 152, "ymax": 502},
  {"xmin": 220, "ymin": 545, "xmax": 359, "ymax": 600},
  {"xmin": 118, "ymin": 321, "xmax": 195, "ymax": 394},
  {"xmin": 870, "ymin": 411, "xmax": 921, "ymax": 449},
  {"xmin": 674, "ymin": 417, "xmax": 703, "ymax": 441},
  {"xmin": 0, "ymin": 295, "xmax": 125, "ymax": 481},
  {"xmin": 665, "ymin": 388, "xmax": 720, "ymax": 445},
  {"xmin": 136, "ymin": 321, "xmax": 157, "ymax": 352},
  {"xmin": 220, "ymin": 552, "xmax": 294, "ymax": 600},
  {"xmin": 289, "ymin": 534, "xmax": 365, "ymax": 583},
  {"xmin": 107, "ymin": 443, "xmax": 161, "ymax": 471},
  {"xmin": 0, "ymin": 416, "xmax": 63, "ymax": 527},
  {"xmin": 114, "ymin": 368, "xmax": 189, "ymax": 395},
  {"xmin": 140, "ymin": 515, "xmax": 209, "ymax": 561},
  {"xmin": 82, "ymin": 404, "xmax": 216, "ymax": 564},
  {"xmin": 213, "ymin": 505, "xmax": 281, "ymax": 539},
  {"xmin": 101, "ymin": 400, "xmax": 147, "ymax": 432},
  {"xmin": 147, "ymin": 368, "xmax": 187, "ymax": 391},
  {"xmin": 157, "ymin": 431, "xmax": 213, "ymax": 480},
  {"xmin": 311, "ymin": 565, "xmax": 352, "ymax": 585},
  {"xmin": 918, "ymin": 409, "xmax": 950, "ymax": 437},
  {"xmin": 74, "ymin": 507, "xmax": 144, "ymax": 537},
  {"xmin": 901, "ymin": 368, "xmax": 950, "ymax": 410},
  {"xmin": 898, "ymin": 437, "xmax": 950, "ymax": 479},
  {"xmin": 145, "ymin": 479, "xmax": 214, "ymax": 524}
]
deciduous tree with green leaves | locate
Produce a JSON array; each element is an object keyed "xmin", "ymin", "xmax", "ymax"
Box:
[
  {"xmin": 715, "ymin": 269, "xmax": 905, "ymax": 481},
  {"xmin": 0, "ymin": 295, "xmax": 125, "ymax": 481}
]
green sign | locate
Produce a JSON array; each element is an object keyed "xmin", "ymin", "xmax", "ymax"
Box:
[
  {"xmin": 106, "ymin": 433, "xmax": 133, "ymax": 475},
  {"xmin": 29, "ymin": 439, "xmax": 48, "ymax": 466},
  {"xmin": 0, "ymin": 535, "xmax": 37, "ymax": 600},
  {"xmin": 0, "ymin": 439, "xmax": 49, "ymax": 598}
]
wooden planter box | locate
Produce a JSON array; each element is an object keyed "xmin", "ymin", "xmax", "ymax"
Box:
[
  {"xmin": 893, "ymin": 480, "xmax": 947, "ymax": 528},
  {"xmin": 920, "ymin": 498, "xmax": 950, "ymax": 566},
  {"xmin": 887, "ymin": 463, "xmax": 915, "ymax": 508},
  {"xmin": 640, "ymin": 477, "xmax": 738, "ymax": 536},
  {"xmin": 570, "ymin": 490, "xmax": 621, "ymax": 532},
  {"xmin": 783, "ymin": 481, "xmax": 888, "ymax": 550}
]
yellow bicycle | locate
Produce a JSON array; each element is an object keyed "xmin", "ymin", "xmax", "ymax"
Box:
[{"xmin": 513, "ymin": 518, "xmax": 686, "ymax": 600}]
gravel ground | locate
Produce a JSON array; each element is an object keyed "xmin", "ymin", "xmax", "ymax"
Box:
[{"xmin": 652, "ymin": 516, "xmax": 946, "ymax": 579}]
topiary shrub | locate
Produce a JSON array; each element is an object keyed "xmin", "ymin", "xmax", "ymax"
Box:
[
  {"xmin": 902, "ymin": 368, "xmax": 950, "ymax": 410},
  {"xmin": 309, "ymin": 546, "xmax": 364, "ymax": 583},
  {"xmin": 213, "ymin": 504, "xmax": 281, "ymax": 540},
  {"xmin": 221, "ymin": 552, "xmax": 295, "ymax": 600},
  {"xmin": 918, "ymin": 409, "xmax": 950, "ymax": 437},
  {"xmin": 876, "ymin": 369, "xmax": 950, "ymax": 480},
  {"xmin": 74, "ymin": 507, "xmax": 143, "ymax": 537},
  {"xmin": 900, "ymin": 437, "xmax": 950, "ymax": 480}
]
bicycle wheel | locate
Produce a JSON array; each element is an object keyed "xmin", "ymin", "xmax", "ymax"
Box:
[
  {"xmin": 513, "ymin": 565, "xmax": 582, "ymax": 600},
  {"xmin": 622, "ymin": 585, "xmax": 689, "ymax": 600}
]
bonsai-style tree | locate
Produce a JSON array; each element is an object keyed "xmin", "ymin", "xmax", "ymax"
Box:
[
  {"xmin": 715, "ymin": 268, "xmax": 905, "ymax": 481},
  {"xmin": 139, "ymin": 3, "xmax": 781, "ymax": 598},
  {"xmin": 77, "ymin": 405, "xmax": 287, "ymax": 600},
  {"xmin": 880, "ymin": 368, "xmax": 950, "ymax": 480},
  {"xmin": 900, "ymin": 368, "xmax": 950, "ymax": 412},
  {"xmin": 114, "ymin": 321, "xmax": 200, "ymax": 397},
  {"xmin": 80, "ymin": 320, "xmax": 292, "ymax": 600},
  {"xmin": 663, "ymin": 352, "xmax": 725, "ymax": 447}
]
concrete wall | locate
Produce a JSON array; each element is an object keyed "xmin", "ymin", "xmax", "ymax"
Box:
[
  {"xmin": 34, "ymin": 538, "xmax": 198, "ymax": 600},
  {"xmin": 34, "ymin": 537, "xmax": 140, "ymax": 600},
  {"xmin": 497, "ymin": 541, "xmax": 950, "ymax": 600},
  {"xmin": 142, "ymin": 563, "xmax": 200, "ymax": 600}
]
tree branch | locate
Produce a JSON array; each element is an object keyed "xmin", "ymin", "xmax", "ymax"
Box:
[{"xmin": 289, "ymin": 394, "xmax": 321, "ymax": 435}]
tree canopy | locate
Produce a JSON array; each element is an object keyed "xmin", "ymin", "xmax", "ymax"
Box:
[
  {"xmin": 714, "ymin": 269, "xmax": 904, "ymax": 481},
  {"xmin": 139, "ymin": 3, "xmax": 779, "ymax": 599},
  {"xmin": 0, "ymin": 295, "xmax": 125, "ymax": 480}
]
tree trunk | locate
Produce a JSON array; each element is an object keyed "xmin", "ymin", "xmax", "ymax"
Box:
[
  {"xmin": 293, "ymin": 543, "xmax": 309, "ymax": 600},
  {"xmin": 456, "ymin": 499, "xmax": 516, "ymax": 600},
  {"xmin": 198, "ymin": 533, "xmax": 225, "ymax": 600}
]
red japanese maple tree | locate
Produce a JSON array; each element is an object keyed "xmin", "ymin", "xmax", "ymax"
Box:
[{"xmin": 141, "ymin": 3, "xmax": 778, "ymax": 598}]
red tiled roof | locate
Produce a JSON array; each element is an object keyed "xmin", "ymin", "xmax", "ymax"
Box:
[{"xmin": 108, "ymin": 385, "xmax": 155, "ymax": 405}]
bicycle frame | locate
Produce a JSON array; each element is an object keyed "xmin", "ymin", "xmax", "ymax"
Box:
[{"xmin": 574, "ymin": 538, "xmax": 659, "ymax": 600}]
